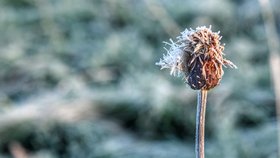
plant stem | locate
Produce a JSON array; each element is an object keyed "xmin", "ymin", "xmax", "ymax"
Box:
[
  {"xmin": 196, "ymin": 89, "xmax": 208, "ymax": 158},
  {"xmin": 258, "ymin": 0, "xmax": 280, "ymax": 157}
]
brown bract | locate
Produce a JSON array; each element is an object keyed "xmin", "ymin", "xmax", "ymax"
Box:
[{"xmin": 182, "ymin": 27, "xmax": 236, "ymax": 90}]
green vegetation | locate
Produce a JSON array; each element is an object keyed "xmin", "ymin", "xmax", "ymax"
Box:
[{"xmin": 0, "ymin": 0, "xmax": 278, "ymax": 157}]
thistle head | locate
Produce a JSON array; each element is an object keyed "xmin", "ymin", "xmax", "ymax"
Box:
[{"xmin": 156, "ymin": 26, "xmax": 236, "ymax": 90}]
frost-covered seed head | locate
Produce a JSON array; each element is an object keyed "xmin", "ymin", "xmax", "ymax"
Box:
[{"xmin": 156, "ymin": 26, "xmax": 236, "ymax": 90}]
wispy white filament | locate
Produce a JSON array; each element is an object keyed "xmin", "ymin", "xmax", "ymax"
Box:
[
  {"xmin": 156, "ymin": 26, "xmax": 211, "ymax": 77},
  {"xmin": 155, "ymin": 39, "xmax": 184, "ymax": 76}
]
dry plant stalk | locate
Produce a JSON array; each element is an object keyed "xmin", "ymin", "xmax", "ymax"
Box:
[
  {"xmin": 258, "ymin": 0, "xmax": 280, "ymax": 156},
  {"xmin": 156, "ymin": 26, "xmax": 236, "ymax": 158}
]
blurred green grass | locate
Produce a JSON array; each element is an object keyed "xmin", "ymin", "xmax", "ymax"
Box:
[{"xmin": 0, "ymin": 0, "xmax": 279, "ymax": 157}]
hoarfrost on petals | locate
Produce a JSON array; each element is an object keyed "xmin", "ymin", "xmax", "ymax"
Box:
[
  {"xmin": 156, "ymin": 25, "xmax": 236, "ymax": 86},
  {"xmin": 155, "ymin": 41, "xmax": 184, "ymax": 77}
]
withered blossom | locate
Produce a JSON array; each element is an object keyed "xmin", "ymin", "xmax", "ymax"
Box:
[{"xmin": 156, "ymin": 26, "xmax": 236, "ymax": 90}]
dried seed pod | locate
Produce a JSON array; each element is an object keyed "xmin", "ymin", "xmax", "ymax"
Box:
[
  {"xmin": 156, "ymin": 26, "xmax": 236, "ymax": 90},
  {"xmin": 187, "ymin": 57, "xmax": 205, "ymax": 90}
]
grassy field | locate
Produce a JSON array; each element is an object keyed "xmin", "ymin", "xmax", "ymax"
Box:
[{"xmin": 0, "ymin": 0, "xmax": 279, "ymax": 157}]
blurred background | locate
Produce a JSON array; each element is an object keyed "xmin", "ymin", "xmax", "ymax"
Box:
[{"xmin": 0, "ymin": 0, "xmax": 279, "ymax": 158}]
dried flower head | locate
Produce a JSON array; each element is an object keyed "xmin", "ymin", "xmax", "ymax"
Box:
[{"xmin": 156, "ymin": 26, "xmax": 237, "ymax": 90}]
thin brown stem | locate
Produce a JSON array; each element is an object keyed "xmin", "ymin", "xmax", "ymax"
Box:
[{"xmin": 196, "ymin": 89, "xmax": 208, "ymax": 158}]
